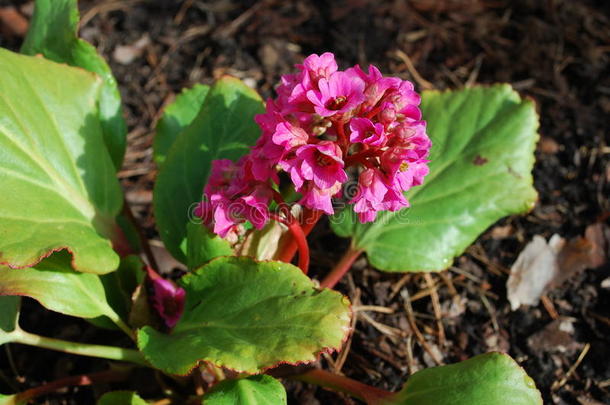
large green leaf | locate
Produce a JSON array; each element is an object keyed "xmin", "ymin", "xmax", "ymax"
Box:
[
  {"xmin": 202, "ymin": 375, "xmax": 287, "ymax": 405},
  {"xmin": 0, "ymin": 296, "xmax": 20, "ymax": 333},
  {"xmin": 0, "ymin": 252, "xmax": 124, "ymax": 324},
  {"xmin": 186, "ymin": 222, "xmax": 233, "ymax": 270},
  {"xmin": 154, "ymin": 84, "xmax": 210, "ymax": 166},
  {"xmin": 383, "ymin": 352, "xmax": 542, "ymax": 405},
  {"xmin": 0, "ymin": 49, "xmax": 122, "ymax": 274},
  {"xmin": 21, "ymin": 0, "xmax": 127, "ymax": 169},
  {"xmin": 332, "ymin": 85, "xmax": 538, "ymax": 271},
  {"xmin": 97, "ymin": 391, "xmax": 147, "ymax": 405},
  {"xmin": 137, "ymin": 257, "xmax": 351, "ymax": 374},
  {"xmin": 153, "ymin": 77, "xmax": 264, "ymax": 263}
]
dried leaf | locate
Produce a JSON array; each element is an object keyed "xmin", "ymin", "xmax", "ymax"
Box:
[
  {"xmin": 553, "ymin": 223, "xmax": 607, "ymax": 287},
  {"xmin": 507, "ymin": 235, "xmax": 564, "ymax": 310},
  {"xmin": 113, "ymin": 35, "xmax": 150, "ymax": 65},
  {"xmin": 508, "ymin": 224, "xmax": 607, "ymax": 310},
  {"xmin": 527, "ymin": 318, "xmax": 582, "ymax": 354}
]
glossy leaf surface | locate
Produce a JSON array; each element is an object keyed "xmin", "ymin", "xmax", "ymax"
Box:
[
  {"xmin": 154, "ymin": 84, "xmax": 210, "ymax": 165},
  {"xmin": 0, "ymin": 49, "xmax": 122, "ymax": 274},
  {"xmin": 0, "ymin": 252, "xmax": 123, "ymax": 322},
  {"xmin": 383, "ymin": 352, "xmax": 542, "ymax": 405},
  {"xmin": 332, "ymin": 85, "xmax": 538, "ymax": 271},
  {"xmin": 153, "ymin": 77, "xmax": 264, "ymax": 262},
  {"xmin": 186, "ymin": 222, "xmax": 233, "ymax": 270},
  {"xmin": 138, "ymin": 257, "xmax": 350, "ymax": 374},
  {"xmin": 21, "ymin": 0, "xmax": 127, "ymax": 169},
  {"xmin": 202, "ymin": 375, "xmax": 287, "ymax": 405}
]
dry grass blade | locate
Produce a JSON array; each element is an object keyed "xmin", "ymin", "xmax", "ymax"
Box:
[
  {"xmin": 552, "ymin": 343, "xmax": 591, "ymax": 391},
  {"xmin": 401, "ymin": 289, "xmax": 443, "ymax": 365},
  {"xmin": 424, "ymin": 273, "xmax": 445, "ymax": 346}
]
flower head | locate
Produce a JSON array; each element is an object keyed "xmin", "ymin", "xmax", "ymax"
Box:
[{"xmin": 197, "ymin": 52, "xmax": 431, "ymax": 237}]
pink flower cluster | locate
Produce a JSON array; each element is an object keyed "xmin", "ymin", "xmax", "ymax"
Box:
[{"xmin": 197, "ymin": 52, "xmax": 431, "ymax": 237}]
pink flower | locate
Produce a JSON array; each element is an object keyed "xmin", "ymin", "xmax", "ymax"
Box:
[
  {"xmin": 198, "ymin": 158, "xmax": 273, "ymax": 238},
  {"xmin": 249, "ymin": 137, "xmax": 283, "ymax": 181},
  {"xmin": 306, "ymin": 71, "xmax": 366, "ymax": 117},
  {"xmin": 350, "ymin": 169, "xmax": 389, "ymax": 222},
  {"xmin": 393, "ymin": 161, "xmax": 430, "ymax": 190},
  {"xmin": 349, "ymin": 117, "xmax": 386, "ymax": 146},
  {"xmin": 272, "ymin": 121, "xmax": 309, "ymax": 151},
  {"xmin": 347, "ymin": 65, "xmax": 401, "ymax": 112},
  {"xmin": 147, "ymin": 269, "xmax": 185, "ymax": 329},
  {"xmin": 300, "ymin": 52, "xmax": 338, "ymax": 86},
  {"xmin": 233, "ymin": 185, "xmax": 273, "ymax": 229},
  {"xmin": 204, "ymin": 159, "xmax": 237, "ymax": 195},
  {"xmin": 300, "ymin": 182, "xmax": 341, "ymax": 215},
  {"xmin": 289, "ymin": 141, "xmax": 348, "ymax": 190},
  {"xmin": 384, "ymin": 81, "xmax": 422, "ymax": 120}
]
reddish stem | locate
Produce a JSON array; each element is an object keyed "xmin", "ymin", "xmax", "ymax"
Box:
[
  {"xmin": 294, "ymin": 368, "xmax": 393, "ymax": 404},
  {"xmin": 13, "ymin": 368, "xmax": 130, "ymax": 404},
  {"xmin": 320, "ymin": 247, "xmax": 363, "ymax": 289},
  {"xmin": 277, "ymin": 208, "xmax": 322, "ymax": 264},
  {"xmin": 335, "ymin": 122, "xmax": 348, "ymax": 150},
  {"xmin": 365, "ymin": 104, "xmax": 384, "ymax": 120},
  {"xmin": 345, "ymin": 148, "xmax": 377, "ymax": 166},
  {"xmin": 270, "ymin": 212, "xmax": 310, "ymax": 274}
]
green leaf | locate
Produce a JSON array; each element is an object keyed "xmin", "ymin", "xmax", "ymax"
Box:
[
  {"xmin": 202, "ymin": 375, "xmax": 287, "ymax": 405},
  {"xmin": 21, "ymin": 0, "xmax": 127, "ymax": 169},
  {"xmin": 154, "ymin": 84, "xmax": 210, "ymax": 166},
  {"xmin": 97, "ymin": 391, "xmax": 147, "ymax": 405},
  {"xmin": 0, "ymin": 49, "xmax": 122, "ymax": 274},
  {"xmin": 0, "ymin": 252, "xmax": 124, "ymax": 323},
  {"xmin": 0, "ymin": 297, "xmax": 20, "ymax": 333},
  {"xmin": 153, "ymin": 77, "xmax": 264, "ymax": 263},
  {"xmin": 383, "ymin": 352, "xmax": 542, "ymax": 405},
  {"xmin": 186, "ymin": 222, "xmax": 233, "ymax": 270},
  {"xmin": 88, "ymin": 256, "xmax": 144, "ymax": 330},
  {"xmin": 332, "ymin": 85, "xmax": 538, "ymax": 272},
  {"xmin": 137, "ymin": 257, "xmax": 351, "ymax": 374}
]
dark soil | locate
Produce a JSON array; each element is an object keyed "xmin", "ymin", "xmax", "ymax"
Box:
[{"xmin": 1, "ymin": 0, "xmax": 609, "ymax": 404}]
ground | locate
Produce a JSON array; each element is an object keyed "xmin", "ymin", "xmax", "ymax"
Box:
[{"xmin": 0, "ymin": 0, "xmax": 609, "ymax": 404}]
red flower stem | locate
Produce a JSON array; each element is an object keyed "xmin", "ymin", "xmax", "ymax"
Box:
[
  {"xmin": 293, "ymin": 368, "xmax": 393, "ymax": 404},
  {"xmin": 277, "ymin": 208, "xmax": 322, "ymax": 264},
  {"xmin": 345, "ymin": 148, "xmax": 377, "ymax": 166},
  {"xmin": 270, "ymin": 212, "xmax": 310, "ymax": 274},
  {"xmin": 365, "ymin": 104, "xmax": 384, "ymax": 120},
  {"xmin": 320, "ymin": 247, "xmax": 363, "ymax": 289},
  {"xmin": 12, "ymin": 368, "xmax": 131, "ymax": 404},
  {"xmin": 335, "ymin": 122, "xmax": 348, "ymax": 150}
]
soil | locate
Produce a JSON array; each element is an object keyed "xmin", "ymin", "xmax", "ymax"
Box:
[{"xmin": 0, "ymin": 0, "xmax": 609, "ymax": 404}]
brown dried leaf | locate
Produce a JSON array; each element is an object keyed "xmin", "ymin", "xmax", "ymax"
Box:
[
  {"xmin": 508, "ymin": 224, "xmax": 608, "ymax": 310},
  {"xmin": 553, "ymin": 222, "xmax": 608, "ymax": 287}
]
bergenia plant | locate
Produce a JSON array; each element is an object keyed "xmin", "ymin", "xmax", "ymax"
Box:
[{"xmin": 0, "ymin": 1, "xmax": 542, "ymax": 404}]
